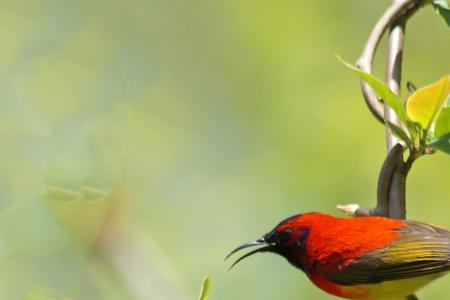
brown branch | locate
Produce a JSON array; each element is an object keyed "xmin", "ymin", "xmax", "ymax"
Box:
[
  {"xmin": 388, "ymin": 162, "xmax": 408, "ymax": 219},
  {"xmin": 385, "ymin": 16, "xmax": 406, "ymax": 151},
  {"xmin": 383, "ymin": 0, "xmax": 424, "ymax": 218},
  {"xmin": 385, "ymin": 10, "xmax": 408, "ymax": 219},
  {"xmin": 374, "ymin": 143, "xmax": 404, "ymax": 216},
  {"xmin": 338, "ymin": 0, "xmax": 425, "ymax": 221}
]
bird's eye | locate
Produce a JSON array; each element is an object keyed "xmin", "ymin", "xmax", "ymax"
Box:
[{"xmin": 278, "ymin": 228, "xmax": 292, "ymax": 244}]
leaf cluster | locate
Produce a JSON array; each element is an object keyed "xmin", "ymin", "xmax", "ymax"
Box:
[
  {"xmin": 338, "ymin": 56, "xmax": 450, "ymax": 163},
  {"xmin": 337, "ymin": 0, "xmax": 450, "ymax": 162}
]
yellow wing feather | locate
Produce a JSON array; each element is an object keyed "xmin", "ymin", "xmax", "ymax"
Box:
[{"xmin": 328, "ymin": 221, "xmax": 450, "ymax": 285}]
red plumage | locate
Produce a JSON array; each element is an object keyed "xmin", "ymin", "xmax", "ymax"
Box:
[
  {"xmin": 227, "ymin": 212, "xmax": 450, "ymax": 300},
  {"xmin": 277, "ymin": 213, "xmax": 405, "ymax": 271}
]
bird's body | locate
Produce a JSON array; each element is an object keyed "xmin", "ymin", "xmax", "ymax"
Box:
[
  {"xmin": 326, "ymin": 273, "xmax": 442, "ymax": 300},
  {"xmin": 227, "ymin": 213, "xmax": 450, "ymax": 300}
]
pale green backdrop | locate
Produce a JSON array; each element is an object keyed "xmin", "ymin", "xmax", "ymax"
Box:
[{"xmin": 0, "ymin": 0, "xmax": 449, "ymax": 299}]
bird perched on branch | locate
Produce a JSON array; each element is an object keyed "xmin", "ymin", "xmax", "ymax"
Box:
[{"xmin": 226, "ymin": 213, "xmax": 450, "ymax": 300}]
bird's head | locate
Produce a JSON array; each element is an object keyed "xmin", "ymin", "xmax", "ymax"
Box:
[{"xmin": 226, "ymin": 213, "xmax": 312, "ymax": 271}]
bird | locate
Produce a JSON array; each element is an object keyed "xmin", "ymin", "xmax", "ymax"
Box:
[{"xmin": 226, "ymin": 212, "xmax": 450, "ymax": 300}]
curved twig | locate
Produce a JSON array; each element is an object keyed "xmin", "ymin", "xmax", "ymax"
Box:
[
  {"xmin": 356, "ymin": 0, "xmax": 424, "ymax": 123},
  {"xmin": 385, "ymin": 16, "xmax": 406, "ymax": 150},
  {"xmin": 338, "ymin": 0, "xmax": 425, "ymax": 221},
  {"xmin": 385, "ymin": 11, "xmax": 408, "ymax": 219}
]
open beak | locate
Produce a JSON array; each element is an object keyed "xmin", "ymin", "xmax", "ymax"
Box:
[{"xmin": 225, "ymin": 237, "xmax": 274, "ymax": 270}]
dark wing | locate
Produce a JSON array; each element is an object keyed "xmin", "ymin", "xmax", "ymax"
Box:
[{"xmin": 327, "ymin": 221, "xmax": 450, "ymax": 285}]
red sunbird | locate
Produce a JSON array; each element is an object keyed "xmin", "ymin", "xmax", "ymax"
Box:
[{"xmin": 226, "ymin": 213, "xmax": 450, "ymax": 300}]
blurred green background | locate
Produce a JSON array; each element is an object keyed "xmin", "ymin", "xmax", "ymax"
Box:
[{"xmin": 0, "ymin": 0, "xmax": 449, "ymax": 299}]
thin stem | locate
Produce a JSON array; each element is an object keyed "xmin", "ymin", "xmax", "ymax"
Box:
[
  {"xmin": 363, "ymin": 0, "xmax": 424, "ymax": 219},
  {"xmin": 357, "ymin": 0, "xmax": 419, "ymax": 123},
  {"xmin": 385, "ymin": 17, "xmax": 406, "ymax": 151},
  {"xmin": 384, "ymin": 6, "xmax": 407, "ymax": 219},
  {"xmin": 337, "ymin": 0, "xmax": 426, "ymax": 222}
]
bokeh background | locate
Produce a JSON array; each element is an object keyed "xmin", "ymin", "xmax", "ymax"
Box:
[{"xmin": 0, "ymin": 0, "xmax": 449, "ymax": 299}]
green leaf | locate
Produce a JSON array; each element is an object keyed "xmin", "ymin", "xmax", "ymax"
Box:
[
  {"xmin": 435, "ymin": 107, "xmax": 450, "ymax": 137},
  {"xmin": 386, "ymin": 121, "xmax": 411, "ymax": 147},
  {"xmin": 41, "ymin": 185, "xmax": 113, "ymax": 248},
  {"xmin": 336, "ymin": 56, "xmax": 408, "ymax": 124},
  {"xmin": 197, "ymin": 276, "xmax": 211, "ymax": 300},
  {"xmin": 406, "ymin": 75, "xmax": 450, "ymax": 130},
  {"xmin": 433, "ymin": 0, "xmax": 450, "ymax": 27},
  {"xmin": 427, "ymin": 132, "xmax": 450, "ymax": 154}
]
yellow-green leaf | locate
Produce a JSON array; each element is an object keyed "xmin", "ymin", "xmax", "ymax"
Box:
[
  {"xmin": 406, "ymin": 75, "xmax": 450, "ymax": 130},
  {"xmin": 435, "ymin": 107, "xmax": 450, "ymax": 137},
  {"xmin": 197, "ymin": 276, "xmax": 211, "ymax": 300},
  {"xmin": 336, "ymin": 56, "xmax": 408, "ymax": 124}
]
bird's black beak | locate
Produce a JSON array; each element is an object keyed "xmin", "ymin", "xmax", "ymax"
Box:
[{"xmin": 225, "ymin": 237, "xmax": 275, "ymax": 270}]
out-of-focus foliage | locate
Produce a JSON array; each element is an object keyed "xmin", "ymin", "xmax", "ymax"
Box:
[
  {"xmin": 197, "ymin": 277, "xmax": 210, "ymax": 300},
  {"xmin": 0, "ymin": 1, "xmax": 449, "ymax": 300},
  {"xmin": 26, "ymin": 288, "xmax": 73, "ymax": 300},
  {"xmin": 42, "ymin": 186, "xmax": 112, "ymax": 248}
]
